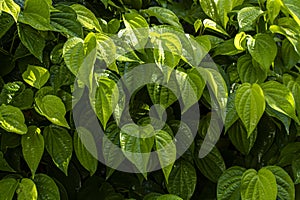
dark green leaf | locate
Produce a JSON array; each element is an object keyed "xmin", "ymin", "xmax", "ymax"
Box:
[{"xmin": 34, "ymin": 174, "xmax": 60, "ymax": 200}]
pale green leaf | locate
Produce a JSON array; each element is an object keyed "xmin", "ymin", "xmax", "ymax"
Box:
[
  {"xmin": 22, "ymin": 65, "xmax": 50, "ymax": 89},
  {"xmin": 0, "ymin": 104, "xmax": 27, "ymax": 134},
  {"xmin": 0, "ymin": 0, "xmax": 20, "ymax": 22},
  {"xmin": 17, "ymin": 178, "xmax": 38, "ymax": 200}
]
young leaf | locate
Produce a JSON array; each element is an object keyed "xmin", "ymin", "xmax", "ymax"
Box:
[
  {"xmin": 247, "ymin": 34, "xmax": 278, "ymax": 71},
  {"xmin": 22, "ymin": 65, "xmax": 50, "ymax": 89},
  {"xmin": 167, "ymin": 160, "xmax": 197, "ymax": 200},
  {"xmin": 0, "ymin": 0, "xmax": 20, "ymax": 22},
  {"xmin": 265, "ymin": 166, "xmax": 295, "ymax": 200},
  {"xmin": 74, "ymin": 127, "xmax": 98, "ymax": 176},
  {"xmin": 34, "ymin": 174, "xmax": 60, "ymax": 200},
  {"xmin": 267, "ymin": 0, "xmax": 282, "ymax": 23},
  {"xmin": 21, "ymin": 126, "xmax": 44, "ymax": 178},
  {"xmin": 16, "ymin": 178, "xmax": 38, "ymax": 200},
  {"xmin": 17, "ymin": 23, "xmax": 46, "ymax": 62},
  {"xmin": 0, "ymin": 104, "xmax": 27, "ymax": 134},
  {"xmin": 217, "ymin": 166, "xmax": 246, "ymax": 200},
  {"xmin": 241, "ymin": 168, "xmax": 277, "ymax": 200},
  {"xmin": 70, "ymin": 4, "xmax": 102, "ymax": 32},
  {"xmin": 283, "ymin": 74, "xmax": 300, "ymax": 118},
  {"xmin": 261, "ymin": 81, "xmax": 299, "ymax": 123},
  {"xmin": 63, "ymin": 37, "xmax": 84, "ymax": 76},
  {"xmin": 235, "ymin": 83, "xmax": 265, "ymax": 136},
  {"xmin": 34, "ymin": 95, "xmax": 70, "ymax": 128},
  {"xmin": 237, "ymin": 7, "xmax": 263, "ymax": 31},
  {"xmin": 282, "ymin": 0, "xmax": 300, "ymax": 25},
  {"xmin": 155, "ymin": 130, "xmax": 176, "ymax": 183},
  {"xmin": 44, "ymin": 125, "xmax": 73, "ymax": 175},
  {"xmin": 0, "ymin": 178, "xmax": 19, "ymax": 200},
  {"xmin": 199, "ymin": 0, "xmax": 219, "ymax": 24}
]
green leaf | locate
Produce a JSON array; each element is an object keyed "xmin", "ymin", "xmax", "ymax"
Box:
[
  {"xmin": 0, "ymin": 0, "xmax": 20, "ymax": 22},
  {"xmin": 281, "ymin": 39, "xmax": 300, "ymax": 70},
  {"xmin": 194, "ymin": 142, "xmax": 226, "ymax": 183},
  {"xmin": 237, "ymin": 54, "xmax": 267, "ymax": 84},
  {"xmin": 240, "ymin": 168, "xmax": 277, "ymax": 200},
  {"xmin": 50, "ymin": 4, "xmax": 83, "ymax": 38},
  {"xmin": 0, "ymin": 178, "xmax": 19, "ymax": 200},
  {"xmin": 225, "ymin": 93, "xmax": 239, "ymax": 132},
  {"xmin": 237, "ymin": 7, "xmax": 263, "ymax": 31},
  {"xmin": 235, "ymin": 83, "xmax": 265, "ymax": 136},
  {"xmin": 142, "ymin": 7, "xmax": 182, "ymax": 29},
  {"xmin": 228, "ymin": 120, "xmax": 257, "ymax": 155},
  {"xmin": 17, "ymin": 178, "xmax": 38, "ymax": 200},
  {"xmin": 247, "ymin": 34, "xmax": 278, "ymax": 71},
  {"xmin": 147, "ymin": 83, "xmax": 177, "ymax": 109},
  {"xmin": 95, "ymin": 33, "xmax": 116, "ymax": 67},
  {"xmin": 0, "ymin": 12, "xmax": 14, "ymax": 38},
  {"xmin": 282, "ymin": 0, "xmax": 300, "ymax": 25},
  {"xmin": 49, "ymin": 65, "xmax": 74, "ymax": 91},
  {"xmin": 34, "ymin": 174, "xmax": 60, "ymax": 200},
  {"xmin": 17, "ymin": 23, "xmax": 46, "ymax": 62},
  {"xmin": 267, "ymin": 0, "xmax": 282, "ymax": 23},
  {"xmin": 0, "ymin": 151, "xmax": 15, "ymax": 172},
  {"xmin": 175, "ymin": 69, "xmax": 205, "ymax": 113},
  {"xmin": 120, "ymin": 123, "xmax": 154, "ymax": 176},
  {"xmin": 74, "ymin": 127, "xmax": 98, "ymax": 176},
  {"xmin": 34, "ymin": 95, "xmax": 70, "ymax": 128},
  {"xmin": 21, "ymin": 126, "xmax": 44, "ymax": 178},
  {"xmin": 70, "ymin": 4, "xmax": 102, "ymax": 32},
  {"xmin": 157, "ymin": 194, "xmax": 183, "ymax": 200},
  {"xmin": 213, "ymin": 38, "xmax": 243, "ymax": 56},
  {"xmin": 155, "ymin": 130, "xmax": 176, "ymax": 183},
  {"xmin": 199, "ymin": 0, "xmax": 219, "ymax": 23},
  {"xmin": 292, "ymin": 158, "xmax": 300, "ymax": 184},
  {"xmin": 94, "ymin": 76, "xmax": 118, "ymax": 130},
  {"xmin": 44, "ymin": 125, "xmax": 73, "ymax": 175},
  {"xmin": 0, "ymin": 104, "xmax": 27, "ymax": 134},
  {"xmin": 18, "ymin": 0, "xmax": 51, "ymax": 31},
  {"xmin": 123, "ymin": 12, "xmax": 149, "ymax": 50},
  {"xmin": 261, "ymin": 81, "xmax": 299, "ymax": 123},
  {"xmin": 167, "ymin": 160, "xmax": 197, "ymax": 200},
  {"xmin": 278, "ymin": 142, "xmax": 300, "ymax": 166},
  {"xmin": 63, "ymin": 37, "xmax": 84, "ymax": 76},
  {"xmin": 217, "ymin": 166, "xmax": 246, "ymax": 200},
  {"xmin": 22, "ymin": 65, "xmax": 50, "ymax": 89},
  {"xmin": 283, "ymin": 74, "xmax": 300, "ymax": 118},
  {"xmin": 265, "ymin": 166, "xmax": 295, "ymax": 200}
]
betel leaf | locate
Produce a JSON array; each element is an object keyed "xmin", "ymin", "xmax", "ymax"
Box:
[
  {"xmin": 74, "ymin": 127, "xmax": 98, "ymax": 176},
  {"xmin": 228, "ymin": 120, "xmax": 257, "ymax": 155},
  {"xmin": 0, "ymin": 104, "xmax": 27, "ymax": 134},
  {"xmin": 63, "ymin": 37, "xmax": 84, "ymax": 76},
  {"xmin": 34, "ymin": 95, "xmax": 70, "ymax": 128},
  {"xmin": 94, "ymin": 75, "xmax": 118, "ymax": 130},
  {"xmin": 21, "ymin": 126, "xmax": 44, "ymax": 177},
  {"xmin": 34, "ymin": 174, "xmax": 60, "ymax": 200},
  {"xmin": 213, "ymin": 38, "xmax": 243, "ymax": 56},
  {"xmin": 70, "ymin": 4, "xmax": 102, "ymax": 33},
  {"xmin": 261, "ymin": 81, "xmax": 299, "ymax": 123},
  {"xmin": 123, "ymin": 12, "xmax": 149, "ymax": 51},
  {"xmin": 44, "ymin": 125, "xmax": 73, "ymax": 175},
  {"xmin": 120, "ymin": 123, "xmax": 154, "ymax": 176},
  {"xmin": 267, "ymin": 0, "xmax": 282, "ymax": 23},
  {"xmin": 282, "ymin": 0, "xmax": 300, "ymax": 25},
  {"xmin": 217, "ymin": 166, "xmax": 246, "ymax": 200},
  {"xmin": 278, "ymin": 142, "xmax": 300, "ymax": 166},
  {"xmin": 18, "ymin": 0, "xmax": 51, "ymax": 31},
  {"xmin": 203, "ymin": 19, "xmax": 230, "ymax": 37},
  {"xmin": 0, "ymin": 178, "xmax": 19, "ymax": 200},
  {"xmin": 49, "ymin": 65, "xmax": 74, "ymax": 91},
  {"xmin": 194, "ymin": 141, "xmax": 226, "ymax": 183},
  {"xmin": 50, "ymin": 4, "xmax": 83, "ymax": 38},
  {"xmin": 167, "ymin": 160, "xmax": 197, "ymax": 200},
  {"xmin": 265, "ymin": 166, "xmax": 295, "ymax": 200},
  {"xmin": 175, "ymin": 69, "xmax": 205, "ymax": 113},
  {"xmin": 237, "ymin": 54, "xmax": 267, "ymax": 84},
  {"xmin": 95, "ymin": 33, "xmax": 116, "ymax": 68},
  {"xmin": 235, "ymin": 83, "xmax": 265, "ymax": 136},
  {"xmin": 283, "ymin": 74, "xmax": 300, "ymax": 118},
  {"xmin": 0, "ymin": 81, "xmax": 25, "ymax": 105},
  {"xmin": 0, "ymin": 151, "xmax": 15, "ymax": 172},
  {"xmin": 240, "ymin": 168, "xmax": 277, "ymax": 200},
  {"xmin": 237, "ymin": 7, "xmax": 263, "ymax": 31},
  {"xmin": 142, "ymin": 7, "xmax": 182, "ymax": 29},
  {"xmin": 147, "ymin": 83, "xmax": 177, "ymax": 110},
  {"xmin": 16, "ymin": 178, "xmax": 38, "ymax": 200},
  {"xmin": 17, "ymin": 23, "xmax": 46, "ymax": 62},
  {"xmin": 22, "ymin": 65, "xmax": 50, "ymax": 89},
  {"xmin": 155, "ymin": 130, "xmax": 176, "ymax": 183},
  {"xmin": 199, "ymin": 0, "xmax": 219, "ymax": 24},
  {"xmin": 0, "ymin": 0, "xmax": 20, "ymax": 22},
  {"xmin": 292, "ymin": 158, "xmax": 300, "ymax": 184},
  {"xmin": 0, "ymin": 12, "xmax": 14, "ymax": 39},
  {"xmin": 247, "ymin": 34, "xmax": 278, "ymax": 71},
  {"xmin": 281, "ymin": 39, "xmax": 300, "ymax": 70},
  {"xmin": 225, "ymin": 92, "xmax": 239, "ymax": 132},
  {"xmin": 157, "ymin": 194, "xmax": 183, "ymax": 200}
]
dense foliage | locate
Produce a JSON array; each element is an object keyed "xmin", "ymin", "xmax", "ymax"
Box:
[{"xmin": 0, "ymin": 0, "xmax": 300, "ymax": 199}]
